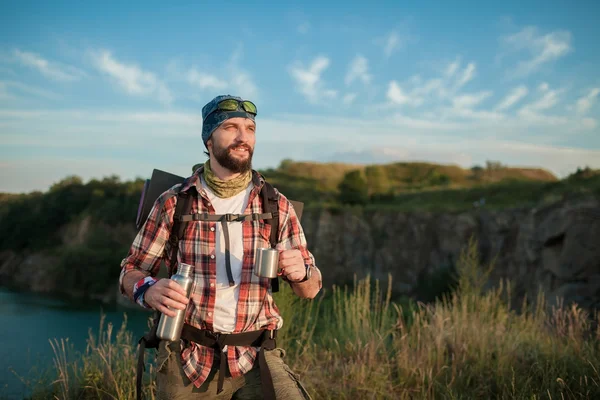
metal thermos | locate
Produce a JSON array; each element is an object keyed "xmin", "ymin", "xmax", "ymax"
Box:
[
  {"xmin": 157, "ymin": 263, "xmax": 194, "ymax": 341},
  {"xmin": 253, "ymin": 248, "xmax": 279, "ymax": 278}
]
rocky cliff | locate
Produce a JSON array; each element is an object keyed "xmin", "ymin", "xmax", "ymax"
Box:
[
  {"xmin": 300, "ymin": 196, "xmax": 600, "ymax": 310},
  {"xmin": 1, "ymin": 197, "xmax": 599, "ymax": 310}
]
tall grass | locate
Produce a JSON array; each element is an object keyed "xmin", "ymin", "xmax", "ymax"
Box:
[
  {"xmin": 33, "ymin": 240, "xmax": 600, "ymax": 399},
  {"xmin": 30, "ymin": 315, "xmax": 156, "ymax": 400}
]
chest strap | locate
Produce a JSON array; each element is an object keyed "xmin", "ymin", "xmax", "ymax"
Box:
[
  {"xmin": 180, "ymin": 323, "xmax": 277, "ymax": 400},
  {"xmin": 176, "ymin": 212, "xmax": 274, "ymax": 287}
]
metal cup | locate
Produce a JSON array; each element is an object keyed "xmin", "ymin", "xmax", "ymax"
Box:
[{"xmin": 254, "ymin": 248, "xmax": 279, "ymax": 278}]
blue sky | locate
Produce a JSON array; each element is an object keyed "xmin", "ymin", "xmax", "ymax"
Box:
[{"xmin": 1, "ymin": 0, "xmax": 599, "ymax": 193}]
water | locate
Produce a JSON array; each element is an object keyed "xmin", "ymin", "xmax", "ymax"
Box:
[{"xmin": 0, "ymin": 287, "xmax": 153, "ymax": 400}]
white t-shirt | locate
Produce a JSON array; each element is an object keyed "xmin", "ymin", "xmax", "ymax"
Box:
[{"xmin": 201, "ymin": 176, "xmax": 253, "ymax": 333}]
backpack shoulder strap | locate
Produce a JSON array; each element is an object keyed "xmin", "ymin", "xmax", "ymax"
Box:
[
  {"xmin": 167, "ymin": 184, "xmax": 197, "ymax": 277},
  {"xmin": 260, "ymin": 181, "xmax": 280, "ymax": 292},
  {"xmin": 261, "ymin": 181, "xmax": 279, "ymax": 249}
]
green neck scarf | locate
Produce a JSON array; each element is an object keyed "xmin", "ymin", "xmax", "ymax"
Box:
[{"xmin": 202, "ymin": 160, "xmax": 252, "ymax": 198}]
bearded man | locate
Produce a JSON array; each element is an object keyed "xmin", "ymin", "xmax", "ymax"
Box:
[{"xmin": 119, "ymin": 95, "xmax": 321, "ymax": 400}]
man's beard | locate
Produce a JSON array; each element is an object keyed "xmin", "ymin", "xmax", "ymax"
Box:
[{"xmin": 212, "ymin": 142, "xmax": 254, "ymax": 173}]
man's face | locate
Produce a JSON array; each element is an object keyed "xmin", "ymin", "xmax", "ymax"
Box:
[{"xmin": 207, "ymin": 117, "xmax": 256, "ymax": 173}]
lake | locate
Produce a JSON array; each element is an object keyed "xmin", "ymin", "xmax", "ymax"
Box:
[{"xmin": 0, "ymin": 287, "xmax": 152, "ymax": 400}]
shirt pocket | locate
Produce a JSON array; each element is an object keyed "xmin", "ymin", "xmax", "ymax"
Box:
[{"xmin": 255, "ymin": 220, "xmax": 274, "ymax": 249}]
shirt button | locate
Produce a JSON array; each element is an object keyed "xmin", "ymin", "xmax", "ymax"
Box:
[
  {"xmin": 210, "ymin": 283, "xmax": 215, "ymax": 288},
  {"xmin": 210, "ymin": 227, "xmax": 215, "ymax": 232},
  {"xmin": 210, "ymin": 255, "xmax": 215, "ymax": 259},
  {"xmin": 208, "ymin": 312, "xmax": 212, "ymax": 317}
]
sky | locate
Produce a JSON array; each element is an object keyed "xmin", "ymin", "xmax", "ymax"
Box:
[{"xmin": 1, "ymin": 0, "xmax": 599, "ymax": 193}]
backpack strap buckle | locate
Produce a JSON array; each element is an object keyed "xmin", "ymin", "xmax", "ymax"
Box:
[{"xmin": 223, "ymin": 213, "xmax": 240, "ymax": 222}]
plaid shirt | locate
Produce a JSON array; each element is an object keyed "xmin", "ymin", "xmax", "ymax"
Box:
[{"xmin": 119, "ymin": 168, "xmax": 320, "ymax": 387}]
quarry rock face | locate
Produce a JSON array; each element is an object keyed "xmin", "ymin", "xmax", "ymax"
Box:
[{"xmin": 300, "ymin": 197, "xmax": 600, "ymax": 310}]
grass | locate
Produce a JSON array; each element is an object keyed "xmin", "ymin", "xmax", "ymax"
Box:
[
  {"xmin": 24, "ymin": 315, "xmax": 157, "ymax": 400},
  {"xmin": 25, "ymin": 239, "xmax": 600, "ymax": 399}
]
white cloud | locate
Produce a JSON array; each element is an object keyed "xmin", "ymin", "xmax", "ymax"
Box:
[
  {"xmin": 289, "ymin": 56, "xmax": 336, "ymax": 104},
  {"xmin": 383, "ymin": 31, "xmax": 403, "ymax": 57},
  {"xmin": 174, "ymin": 47, "xmax": 258, "ymax": 100},
  {"xmin": 187, "ymin": 69, "xmax": 227, "ymax": 90},
  {"xmin": 90, "ymin": 50, "xmax": 173, "ymax": 105},
  {"xmin": 447, "ymin": 108, "xmax": 505, "ymax": 121},
  {"xmin": 495, "ymin": 85, "xmax": 528, "ymax": 111},
  {"xmin": 385, "ymin": 59, "xmax": 476, "ymax": 109},
  {"xmin": 520, "ymin": 86, "xmax": 560, "ymax": 113},
  {"xmin": 230, "ymin": 69, "xmax": 258, "ymax": 100},
  {"xmin": 345, "ymin": 55, "xmax": 371, "ymax": 86},
  {"xmin": 343, "ymin": 93, "xmax": 357, "ymax": 105},
  {"xmin": 452, "ymin": 91, "xmax": 492, "ymax": 109},
  {"xmin": 389, "ymin": 113, "xmax": 463, "ymax": 130},
  {"xmin": 387, "ymin": 81, "xmax": 411, "ymax": 105},
  {"xmin": 12, "ymin": 49, "xmax": 86, "ymax": 82},
  {"xmin": 412, "ymin": 78, "xmax": 445, "ymax": 98},
  {"xmin": 0, "ymin": 80, "xmax": 61, "ymax": 100},
  {"xmin": 323, "ymin": 89, "xmax": 337, "ymax": 99},
  {"xmin": 518, "ymin": 111, "xmax": 568, "ymax": 126},
  {"xmin": 445, "ymin": 60, "xmax": 460, "ymax": 77},
  {"xmin": 575, "ymin": 88, "xmax": 600, "ymax": 115},
  {"xmin": 226, "ymin": 46, "xmax": 259, "ymax": 99},
  {"xmin": 581, "ymin": 118, "xmax": 597, "ymax": 130},
  {"xmin": 502, "ymin": 26, "xmax": 572, "ymax": 77},
  {"xmin": 455, "ymin": 62, "xmax": 476, "ymax": 89}
]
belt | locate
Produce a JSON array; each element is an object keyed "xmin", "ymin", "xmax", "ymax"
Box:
[{"xmin": 180, "ymin": 323, "xmax": 278, "ymax": 400}]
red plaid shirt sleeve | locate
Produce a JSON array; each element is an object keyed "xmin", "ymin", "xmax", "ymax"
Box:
[
  {"xmin": 118, "ymin": 190, "xmax": 177, "ymax": 294},
  {"xmin": 276, "ymin": 192, "xmax": 322, "ymax": 287}
]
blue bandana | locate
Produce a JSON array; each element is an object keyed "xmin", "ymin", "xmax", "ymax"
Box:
[{"xmin": 201, "ymin": 94, "xmax": 257, "ymax": 146}]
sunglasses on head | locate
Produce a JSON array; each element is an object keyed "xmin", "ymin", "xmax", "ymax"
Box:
[{"xmin": 215, "ymin": 99, "xmax": 257, "ymax": 115}]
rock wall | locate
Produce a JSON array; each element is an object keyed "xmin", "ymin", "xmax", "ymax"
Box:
[
  {"xmin": 300, "ymin": 197, "xmax": 600, "ymax": 310},
  {"xmin": 1, "ymin": 197, "xmax": 599, "ymax": 310}
]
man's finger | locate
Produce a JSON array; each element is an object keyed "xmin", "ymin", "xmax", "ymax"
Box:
[
  {"xmin": 279, "ymin": 255, "xmax": 303, "ymax": 265},
  {"xmin": 163, "ymin": 288, "xmax": 190, "ymax": 305},
  {"xmin": 165, "ymin": 279, "xmax": 188, "ymax": 296},
  {"xmin": 279, "ymin": 250, "xmax": 301, "ymax": 260},
  {"xmin": 279, "ymin": 257, "xmax": 304, "ymax": 268},
  {"xmin": 162, "ymin": 296, "xmax": 188, "ymax": 311},
  {"xmin": 155, "ymin": 303, "xmax": 178, "ymax": 318},
  {"xmin": 282, "ymin": 265, "xmax": 304, "ymax": 276},
  {"xmin": 285, "ymin": 271, "xmax": 305, "ymax": 282}
]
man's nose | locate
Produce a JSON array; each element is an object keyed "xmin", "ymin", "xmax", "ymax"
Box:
[{"xmin": 236, "ymin": 126, "xmax": 252, "ymax": 140}]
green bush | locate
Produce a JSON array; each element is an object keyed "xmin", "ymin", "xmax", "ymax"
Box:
[{"xmin": 338, "ymin": 170, "xmax": 369, "ymax": 205}]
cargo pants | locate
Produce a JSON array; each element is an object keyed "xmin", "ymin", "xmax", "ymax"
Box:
[{"xmin": 155, "ymin": 340, "xmax": 312, "ymax": 400}]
